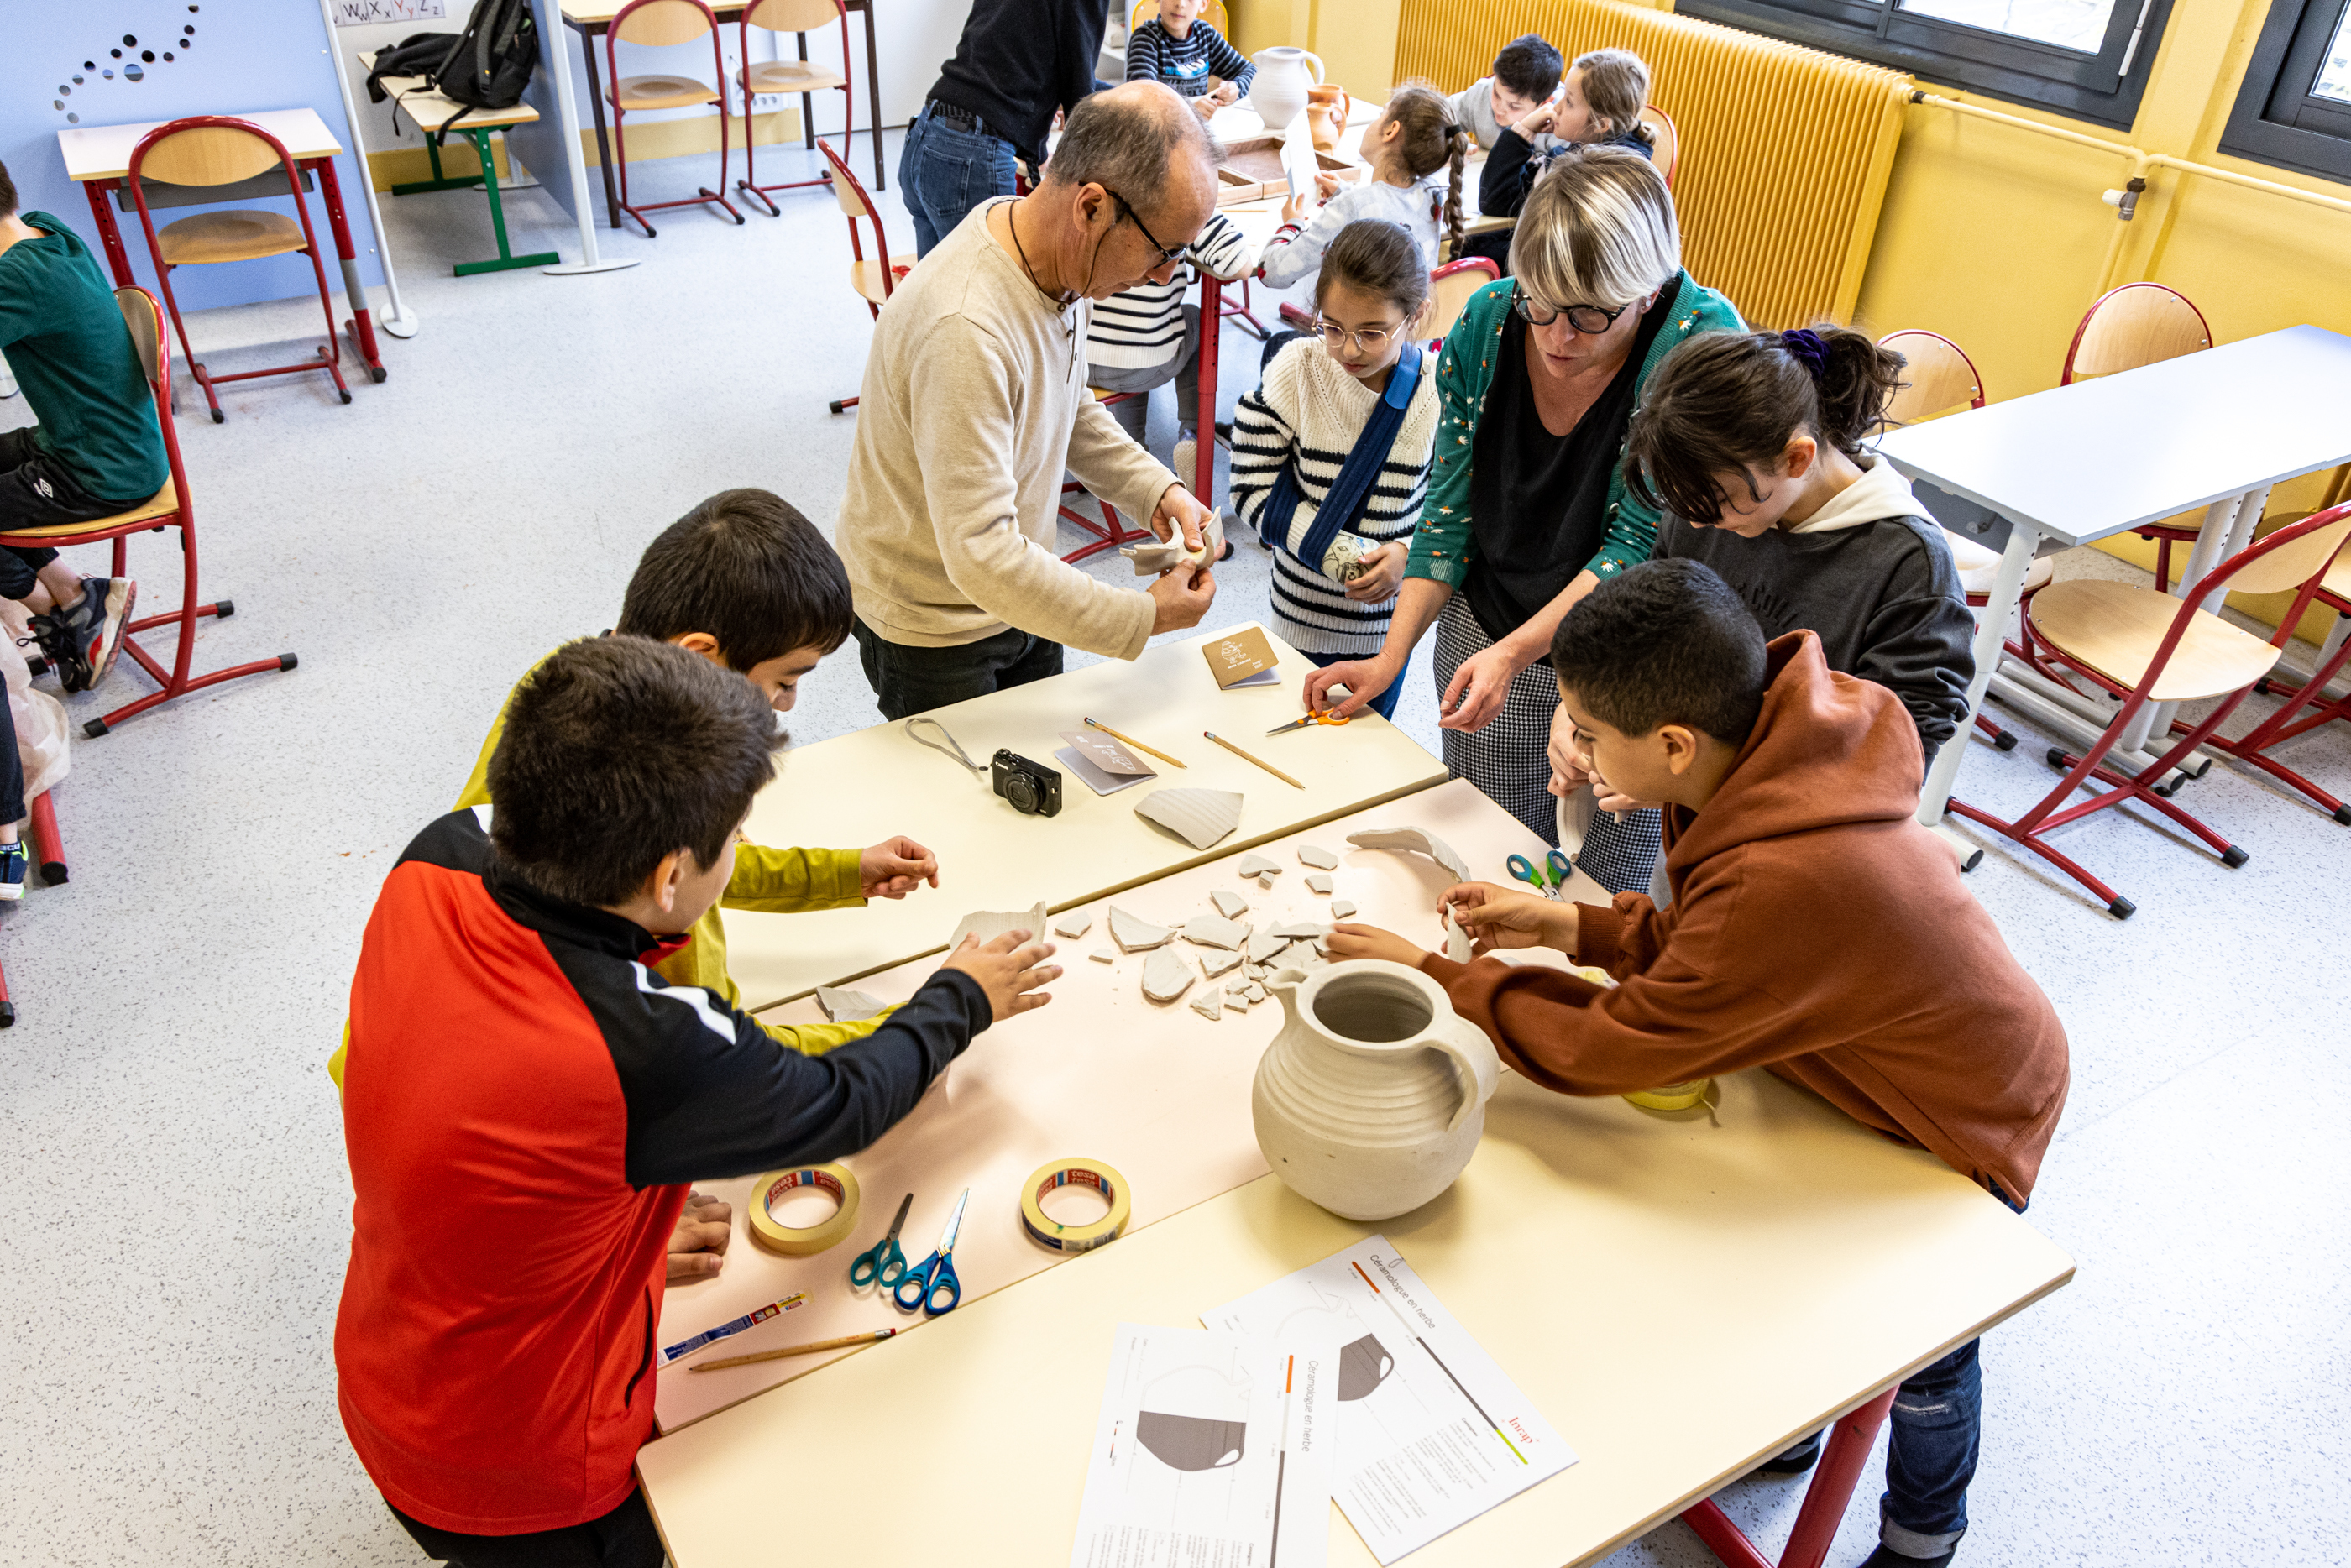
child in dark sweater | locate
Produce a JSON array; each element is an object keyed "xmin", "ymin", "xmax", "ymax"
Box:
[
  {"xmin": 1124, "ymin": 0, "xmax": 1254, "ymax": 118},
  {"xmin": 1469, "ymin": 48, "xmax": 1655, "ymax": 270}
]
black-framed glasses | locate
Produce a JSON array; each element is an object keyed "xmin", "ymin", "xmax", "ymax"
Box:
[
  {"xmin": 1107, "ymin": 190, "xmax": 1187, "ymax": 266},
  {"xmin": 1312, "ymin": 316, "xmax": 1410, "ymax": 355},
  {"xmin": 1511, "ymin": 285, "xmax": 1630, "ymax": 336}
]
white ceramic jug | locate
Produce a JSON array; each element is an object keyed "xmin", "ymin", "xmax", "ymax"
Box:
[
  {"xmin": 1251, "ymin": 959, "xmax": 1500, "ymax": 1221},
  {"xmin": 1247, "ymin": 46, "xmax": 1325, "ymax": 132}
]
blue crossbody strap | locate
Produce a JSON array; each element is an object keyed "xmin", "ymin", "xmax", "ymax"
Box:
[{"xmin": 1261, "ymin": 348, "xmax": 1427, "ymax": 572}]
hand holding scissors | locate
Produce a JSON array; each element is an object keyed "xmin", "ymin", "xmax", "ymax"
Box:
[
  {"xmin": 893, "ymin": 1189, "xmax": 971, "ymax": 1316},
  {"xmin": 1505, "ymin": 849, "xmax": 1572, "ymax": 900},
  {"xmin": 1265, "ymin": 708, "xmax": 1353, "ymax": 737},
  {"xmin": 848, "ymin": 1193, "xmax": 914, "ymax": 1288}
]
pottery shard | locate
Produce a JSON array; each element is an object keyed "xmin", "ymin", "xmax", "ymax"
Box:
[
  {"xmin": 1090, "ymin": 949, "xmax": 1117, "ymax": 964},
  {"xmin": 1210, "ymin": 889, "xmax": 1249, "ymax": 920},
  {"xmin": 1227, "ymin": 995, "xmax": 1250, "ymax": 1012},
  {"xmin": 1182, "ymin": 914, "xmax": 1249, "ymax": 950},
  {"xmin": 1051, "ymin": 910, "xmax": 1093, "ymax": 939},
  {"xmin": 1244, "ymin": 981, "xmax": 1267, "ymax": 1002},
  {"xmin": 1345, "ymin": 826, "xmax": 1473, "ymax": 885},
  {"xmin": 1142, "ymin": 947, "xmax": 1196, "ymax": 1004},
  {"xmin": 1245, "ymin": 931, "xmax": 1291, "ymax": 965},
  {"xmin": 1269, "ymin": 921, "xmax": 1325, "ymax": 940},
  {"xmin": 1134, "ymin": 787, "xmax": 1245, "ymax": 850},
  {"xmin": 1330, "ymin": 899, "xmax": 1358, "ymax": 919},
  {"xmin": 1122, "ymin": 509, "xmax": 1226, "ymax": 575},
  {"xmin": 1189, "ymin": 987, "xmax": 1223, "ymax": 1021},
  {"xmin": 1305, "ymin": 873, "xmax": 1333, "ymax": 894},
  {"xmin": 815, "ymin": 986, "xmax": 888, "ymax": 1022},
  {"xmin": 1237, "ymin": 854, "xmax": 1282, "ymax": 878},
  {"xmin": 1201, "ymin": 947, "xmax": 1245, "ymax": 978},
  {"xmin": 1443, "ymin": 910, "xmax": 1474, "ymax": 964},
  {"xmin": 950, "ymin": 902, "xmax": 1050, "ymax": 949},
  {"xmin": 1257, "ymin": 873, "xmax": 1276, "ymax": 889},
  {"xmin": 1245, "ymin": 963, "xmax": 1270, "ymax": 981},
  {"xmin": 1297, "ymin": 844, "xmax": 1339, "ymax": 870},
  {"xmin": 1108, "ymin": 906, "xmax": 1174, "ymax": 952}
]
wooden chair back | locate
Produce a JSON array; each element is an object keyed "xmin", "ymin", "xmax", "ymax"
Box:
[
  {"xmin": 614, "ymin": 0, "xmax": 718, "ymax": 47},
  {"xmin": 1639, "ymin": 104, "xmax": 1678, "ymax": 188},
  {"xmin": 134, "ymin": 120, "xmax": 283, "ymax": 187},
  {"xmin": 1426, "ymin": 257, "xmax": 1499, "ymax": 343},
  {"xmin": 745, "ymin": 0, "xmax": 844, "ymax": 34},
  {"xmin": 819, "ymin": 138, "xmax": 898, "ymax": 295},
  {"xmin": 1877, "ymin": 329, "xmax": 1986, "ymax": 424},
  {"xmin": 2063, "ymin": 282, "xmax": 2211, "ymax": 383},
  {"xmin": 116, "ymin": 286, "xmax": 168, "ymax": 393},
  {"xmin": 2227, "ymin": 509, "xmax": 2351, "ymax": 597},
  {"xmin": 1130, "ymin": 0, "xmax": 1233, "ymax": 34}
]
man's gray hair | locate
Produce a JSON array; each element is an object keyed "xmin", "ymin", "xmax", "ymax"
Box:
[{"xmin": 1042, "ymin": 82, "xmax": 1220, "ymax": 200}]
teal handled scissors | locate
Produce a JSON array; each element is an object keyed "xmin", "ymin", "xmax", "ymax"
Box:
[
  {"xmin": 849, "ymin": 1193, "xmax": 914, "ymax": 1288},
  {"xmin": 893, "ymin": 1189, "xmax": 971, "ymax": 1316},
  {"xmin": 1505, "ymin": 850, "xmax": 1573, "ymax": 900},
  {"xmin": 1265, "ymin": 708, "xmax": 1353, "ymax": 737}
]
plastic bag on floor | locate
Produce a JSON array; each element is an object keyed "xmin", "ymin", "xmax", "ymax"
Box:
[{"xmin": 0, "ymin": 598, "xmax": 71, "ymax": 808}]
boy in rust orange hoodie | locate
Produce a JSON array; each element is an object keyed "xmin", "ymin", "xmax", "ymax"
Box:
[{"xmin": 1328, "ymin": 558, "xmax": 2067, "ymax": 1568}]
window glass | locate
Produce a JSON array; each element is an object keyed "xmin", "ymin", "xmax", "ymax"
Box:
[
  {"xmin": 2312, "ymin": 1, "xmax": 2351, "ymax": 102},
  {"xmin": 1897, "ymin": 0, "xmax": 2118, "ymax": 52}
]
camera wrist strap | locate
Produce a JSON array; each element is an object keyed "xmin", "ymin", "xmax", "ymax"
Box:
[{"xmin": 904, "ymin": 717, "xmax": 988, "ymax": 779}]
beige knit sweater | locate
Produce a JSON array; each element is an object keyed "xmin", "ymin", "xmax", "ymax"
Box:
[{"xmin": 837, "ymin": 199, "xmax": 1179, "ymax": 658}]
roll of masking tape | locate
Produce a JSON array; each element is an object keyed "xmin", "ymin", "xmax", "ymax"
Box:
[
  {"xmin": 1018, "ymin": 1158, "xmax": 1133, "ymax": 1253},
  {"xmin": 747, "ymin": 1164, "xmax": 861, "ymax": 1256},
  {"xmin": 1623, "ymin": 1080, "xmax": 1714, "ymax": 1112}
]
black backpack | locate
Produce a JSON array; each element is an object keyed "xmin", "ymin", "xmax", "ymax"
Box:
[
  {"xmin": 364, "ymin": 30, "xmax": 465, "ymax": 109},
  {"xmin": 437, "ymin": 0, "xmax": 538, "ymax": 120}
]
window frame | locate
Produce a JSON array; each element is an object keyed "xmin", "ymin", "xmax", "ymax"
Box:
[
  {"xmin": 1679, "ymin": 0, "xmax": 2178, "ymax": 129},
  {"xmin": 2220, "ymin": 0, "xmax": 2351, "ymax": 183}
]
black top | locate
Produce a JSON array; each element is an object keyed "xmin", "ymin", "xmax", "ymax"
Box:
[
  {"xmin": 1464, "ymin": 287, "xmax": 1675, "ymax": 639},
  {"xmin": 926, "ymin": 0, "xmax": 1108, "ymax": 166},
  {"xmin": 1653, "ymin": 511, "xmax": 1977, "ymax": 766},
  {"xmin": 1479, "ymin": 127, "xmax": 1651, "ymax": 221}
]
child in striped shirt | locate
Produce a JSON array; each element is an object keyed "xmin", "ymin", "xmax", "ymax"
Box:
[
  {"xmin": 1084, "ymin": 212, "xmax": 1256, "ymax": 480},
  {"xmin": 1231, "ymin": 221, "xmax": 1439, "ymax": 721},
  {"xmin": 1124, "ymin": 0, "xmax": 1254, "ymax": 118}
]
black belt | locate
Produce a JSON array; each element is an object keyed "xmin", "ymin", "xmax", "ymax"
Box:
[{"xmin": 924, "ymin": 99, "xmax": 985, "ymax": 135}]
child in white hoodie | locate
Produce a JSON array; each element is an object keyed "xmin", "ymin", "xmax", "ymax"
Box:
[{"xmin": 1624, "ymin": 324, "xmax": 1976, "ymax": 769}]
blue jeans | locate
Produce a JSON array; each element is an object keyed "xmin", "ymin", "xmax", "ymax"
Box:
[
  {"xmin": 1879, "ymin": 1339, "xmax": 1981, "ymax": 1557},
  {"xmin": 1301, "ymin": 645, "xmax": 1409, "ymax": 722},
  {"xmin": 898, "ymin": 107, "xmax": 1018, "ymax": 258}
]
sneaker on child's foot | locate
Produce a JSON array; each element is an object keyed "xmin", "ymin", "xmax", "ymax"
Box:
[
  {"xmin": 33, "ymin": 577, "xmax": 137, "ymax": 693},
  {"xmin": 1856, "ymin": 1547, "xmax": 1956, "ymax": 1567},
  {"xmin": 0, "ymin": 841, "xmax": 26, "ymax": 902},
  {"xmin": 1171, "ymin": 432, "xmax": 1198, "ymax": 491}
]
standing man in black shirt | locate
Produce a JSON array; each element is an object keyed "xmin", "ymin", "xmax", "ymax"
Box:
[{"xmin": 902, "ymin": 0, "xmax": 1111, "ymax": 256}]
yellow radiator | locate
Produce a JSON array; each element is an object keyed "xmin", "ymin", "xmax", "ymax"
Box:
[{"xmin": 1396, "ymin": 0, "xmax": 1909, "ymax": 327}]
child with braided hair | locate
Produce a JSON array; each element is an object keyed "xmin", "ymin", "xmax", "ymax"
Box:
[{"xmin": 1257, "ymin": 81, "xmax": 1465, "ymax": 289}]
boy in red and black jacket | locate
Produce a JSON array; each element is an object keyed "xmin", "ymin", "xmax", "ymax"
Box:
[{"xmin": 334, "ymin": 637, "xmax": 1057, "ymax": 1567}]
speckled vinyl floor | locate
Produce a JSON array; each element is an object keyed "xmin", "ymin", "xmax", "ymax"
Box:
[{"xmin": 1, "ymin": 135, "xmax": 2344, "ymax": 1566}]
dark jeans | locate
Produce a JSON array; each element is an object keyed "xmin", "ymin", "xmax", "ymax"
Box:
[
  {"xmin": 389, "ymin": 1488, "xmax": 662, "ymax": 1568},
  {"xmin": 1878, "ymin": 1338, "xmax": 1982, "ymax": 1556},
  {"xmin": 0, "ymin": 426, "xmax": 96, "ymax": 598},
  {"xmin": 852, "ymin": 616, "xmax": 1063, "ymax": 721},
  {"xmin": 898, "ymin": 106, "xmax": 1018, "ymax": 257},
  {"xmin": 1300, "ymin": 645, "xmax": 1408, "ymax": 721}
]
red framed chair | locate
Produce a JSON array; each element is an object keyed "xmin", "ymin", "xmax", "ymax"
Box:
[
  {"xmin": 0, "ymin": 287, "xmax": 294, "ymax": 739},
  {"xmin": 1638, "ymin": 103, "xmax": 1679, "ymax": 188},
  {"xmin": 1426, "ymin": 256, "xmax": 1498, "ymax": 348},
  {"xmin": 1945, "ymin": 504, "xmax": 2351, "ymax": 917},
  {"xmin": 735, "ymin": 0, "xmax": 855, "ymax": 216},
  {"xmin": 818, "ymin": 137, "xmax": 908, "ymax": 415},
  {"xmin": 606, "ymin": 0, "xmax": 742, "ymax": 237},
  {"xmin": 125, "ymin": 117, "xmax": 350, "ymax": 423},
  {"xmin": 1058, "ymin": 388, "xmax": 1153, "ymax": 565},
  {"xmin": 2060, "ymin": 283, "xmax": 2212, "ymax": 590},
  {"xmin": 2199, "ymin": 510, "xmax": 2351, "ymax": 822}
]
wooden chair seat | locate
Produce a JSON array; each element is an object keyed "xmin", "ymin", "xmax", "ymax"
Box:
[
  {"xmin": 2029, "ymin": 578, "xmax": 2281, "ymax": 703},
  {"xmin": 157, "ymin": 210, "xmax": 306, "ymax": 265},
  {"xmin": 851, "ymin": 258, "xmax": 909, "ymax": 303},
  {"xmin": 0, "ymin": 482, "xmax": 179, "ymax": 543},
  {"xmin": 1950, "ymin": 534, "xmax": 2055, "ymax": 598},
  {"xmin": 612, "ymin": 73, "xmax": 720, "ymax": 110},
  {"xmin": 744, "ymin": 60, "xmax": 846, "ymax": 92}
]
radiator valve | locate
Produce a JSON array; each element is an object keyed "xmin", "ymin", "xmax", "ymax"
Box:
[{"xmin": 2101, "ymin": 176, "xmax": 2148, "ymax": 220}]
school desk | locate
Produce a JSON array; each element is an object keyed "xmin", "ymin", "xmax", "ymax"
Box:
[
  {"xmin": 659, "ymin": 776, "xmax": 1606, "ymax": 1430},
  {"xmin": 721, "ymin": 622, "xmax": 1448, "ymax": 1009},
  {"xmin": 55, "ymin": 107, "xmax": 388, "ymax": 383},
  {"xmin": 638, "ymin": 1046, "xmax": 2074, "ymax": 1566},
  {"xmin": 557, "ymin": 0, "xmax": 885, "ymax": 229},
  {"xmin": 1877, "ymin": 324, "xmax": 2351, "ymax": 829},
  {"xmin": 359, "ymin": 53, "xmax": 560, "ymax": 277}
]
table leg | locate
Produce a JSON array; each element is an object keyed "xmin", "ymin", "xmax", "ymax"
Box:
[
  {"xmin": 1195, "ymin": 274, "xmax": 1221, "ymax": 503},
  {"xmin": 311, "ymin": 154, "xmax": 387, "ymax": 382},
  {"xmin": 456, "ymin": 128, "xmax": 563, "ymax": 276},
  {"xmin": 82, "ymin": 180, "xmax": 136, "ymax": 285},
  {"xmin": 859, "ymin": 0, "xmax": 883, "ymax": 190},
  {"xmin": 1920, "ymin": 522, "xmax": 2039, "ymax": 825},
  {"xmin": 2120, "ymin": 484, "xmax": 2267, "ymax": 752},
  {"xmin": 575, "ymin": 21, "xmax": 623, "ymax": 228},
  {"xmin": 1680, "ymin": 1386, "xmax": 1898, "ymax": 1568}
]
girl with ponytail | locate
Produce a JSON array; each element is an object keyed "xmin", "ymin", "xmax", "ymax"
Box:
[
  {"xmin": 1626, "ymin": 323, "xmax": 1977, "ymax": 766},
  {"xmin": 1259, "ymin": 80, "xmax": 1465, "ymax": 289}
]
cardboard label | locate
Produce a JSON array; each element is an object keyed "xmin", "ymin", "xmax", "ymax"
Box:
[
  {"xmin": 1204, "ymin": 626, "xmax": 1279, "ymax": 690},
  {"xmin": 1058, "ymin": 730, "xmax": 1151, "ymax": 777}
]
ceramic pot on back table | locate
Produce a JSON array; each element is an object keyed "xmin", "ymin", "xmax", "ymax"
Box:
[{"xmin": 1247, "ymin": 45, "xmax": 1324, "ymax": 131}]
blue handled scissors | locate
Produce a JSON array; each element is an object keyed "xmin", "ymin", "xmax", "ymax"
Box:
[
  {"xmin": 1505, "ymin": 850, "xmax": 1573, "ymax": 900},
  {"xmin": 849, "ymin": 1192, "xmax": 914, "ymax": 1288},
  {"xmin": 893, "ymin": 1189, "xmax": 971, "ymax": 1316}
]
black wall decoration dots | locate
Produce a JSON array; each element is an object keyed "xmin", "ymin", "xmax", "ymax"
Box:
[{"xmin": 50, "ymin": 6, "xmax": 197, "ymax": 122}]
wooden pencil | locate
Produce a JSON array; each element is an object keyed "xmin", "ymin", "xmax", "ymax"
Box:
[
  {"xmin": 1203, "ymin": 730, "xmax": 1304, "ymax": 789},
  {"xmin": 1083, "ymin": 716, "xmax": 1186, "ymax": 769},
  {"xmin": 688, "ymin": 1328, "xmax": 898, "ymax": 1371}
]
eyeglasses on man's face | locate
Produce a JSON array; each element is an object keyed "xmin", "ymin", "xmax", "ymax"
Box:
[
  {"xmin": 1511, "ymin": 285, "xmax": 1630, "ymax": 336},
  {"xmin": 1107, "ymin": 190, "xmax": 1188, "ymax": 267}
]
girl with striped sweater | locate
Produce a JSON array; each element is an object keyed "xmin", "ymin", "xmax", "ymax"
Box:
[{"xmin": 1231, "ymin": 221, "xmax": 1440, "ymax": 721}]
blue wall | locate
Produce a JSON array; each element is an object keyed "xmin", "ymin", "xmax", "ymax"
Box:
[{"xmin": 1, "ymin": 0, "xmax": 386, "ymax": 311}]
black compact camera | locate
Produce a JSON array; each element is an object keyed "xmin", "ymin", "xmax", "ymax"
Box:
[{"xmin": 992, "ymin": 749, "xmax": 1063, "ymax": 818}]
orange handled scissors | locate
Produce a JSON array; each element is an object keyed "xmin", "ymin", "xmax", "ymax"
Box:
[{"xmin": 1265, "ymin": 709, "xmax": 1353, "ymax": 736}]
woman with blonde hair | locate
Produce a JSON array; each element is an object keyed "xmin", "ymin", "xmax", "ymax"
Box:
[{"xmin": 1302, "ymin": 146, "xmax": 1742, "ymax": 893}]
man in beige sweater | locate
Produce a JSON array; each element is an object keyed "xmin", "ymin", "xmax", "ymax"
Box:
[{"xmin": 839, "ymin": 81, "xmax": 1223, "ymax": 719}]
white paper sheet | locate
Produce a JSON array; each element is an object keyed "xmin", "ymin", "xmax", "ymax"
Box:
[
  {"xmin": 1070, "ymin": 1324, "xmax": 1335, "ymax": 1568},
  {"xmin": 1205, "ymin": 1238, "xmax": 1576, "ymax": 1564}
]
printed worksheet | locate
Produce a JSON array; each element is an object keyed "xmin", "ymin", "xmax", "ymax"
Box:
[
  {"xmin": 1070, "ymin": 1324, "xmax": 1334, "ymax": 1568},
  {"xmin": 1206, "ymin": 1238, "xmax": 1576, "ymax": 1563}
]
